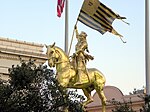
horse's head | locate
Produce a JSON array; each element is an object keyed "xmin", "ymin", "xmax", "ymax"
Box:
[{"xmin": 46, "ymin": 42, "xmax": 59, "ymax": 67}]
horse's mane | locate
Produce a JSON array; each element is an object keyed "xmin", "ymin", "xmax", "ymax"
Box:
[{"xmin": 54, "ymin": 46, "xmax": 69, "ymax": 59}]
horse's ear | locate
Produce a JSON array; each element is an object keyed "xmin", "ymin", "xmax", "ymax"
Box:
[{"xmin": 51, "ymin": 42, "xmax": 55, "ymax": 48}]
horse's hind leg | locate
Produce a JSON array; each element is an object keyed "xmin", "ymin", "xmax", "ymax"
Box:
[
  {"xmin": 82, "ymin": 88, "xmax": 93, "ymax": 107},
  {"xmin": 96, "ymin": 85, "xmax": 106, "ymax": 112}
]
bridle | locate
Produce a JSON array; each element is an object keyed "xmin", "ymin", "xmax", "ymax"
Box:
[{"xmin": 47, "ymin": 48, "xmax": 69, "ymax": 65}]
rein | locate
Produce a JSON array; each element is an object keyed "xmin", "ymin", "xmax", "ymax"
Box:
[
  {"xmin": 47, "ymin": 46, "xmax": 72, "ymax": 69},
  {"xmin": 55, "ymin": 60, "xmax": 69, "ymax": 64},
  {"xmin": 47, "ymin": 57, "xmax": 69, "ymax": 64}
]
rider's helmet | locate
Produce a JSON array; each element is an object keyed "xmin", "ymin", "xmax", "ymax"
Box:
[{"xmin": 79, "ymin": 31, "xmax": 87, "ymax": 38}]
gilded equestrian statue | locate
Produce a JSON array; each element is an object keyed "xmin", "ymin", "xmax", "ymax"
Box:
[{"xmin": 46, "ymin": 43, "xmax": 106, "ymax": 112}]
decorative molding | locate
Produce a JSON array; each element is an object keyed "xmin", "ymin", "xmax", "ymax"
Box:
[
  {"xmin": 0, "ymin": 52, "xmax": 46, "ymax": 63},
  {"xmin": 0, "ymin": 37, "xmax": 43, "ymax": 47},
  {"xmin": 0, "ymin": 37, "xmax": 47, "ymax": 77}
]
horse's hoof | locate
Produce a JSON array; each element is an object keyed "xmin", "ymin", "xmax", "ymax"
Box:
[{"xmin": 82, "ymin": 106, "xmax": 86, "ymax": 112}]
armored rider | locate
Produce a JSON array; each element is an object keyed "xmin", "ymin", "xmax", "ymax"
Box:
[{"xmin": 73, "ymin": 26, "xmax": 94, "ymax": 86}]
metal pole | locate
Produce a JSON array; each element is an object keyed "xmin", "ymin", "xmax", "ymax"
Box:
[
  {"xmin": 145, "ymin": 0, "xmax": 150, "ymax": 95},
  {"xmin": 65, "ymin": 0, "xmax": 68, "ymax": 54},
  {"xmin": 68, "ymin": 20, "xmax": 79, "ymax": 56}
]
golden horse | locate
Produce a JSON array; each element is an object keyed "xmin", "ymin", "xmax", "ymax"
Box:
[{"xmin": 46, "ymin": 43, "xmax": 106, "ymax": 112}]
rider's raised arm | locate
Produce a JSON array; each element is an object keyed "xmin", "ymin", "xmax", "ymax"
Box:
[{"xmin": 75, "ymin": 25, "xmax": 79, "ymax": 39}]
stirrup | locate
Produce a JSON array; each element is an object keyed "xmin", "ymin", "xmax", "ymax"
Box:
[{"xmin": 74, "ymin": 82, "xmax": 83, "ymax": 86}]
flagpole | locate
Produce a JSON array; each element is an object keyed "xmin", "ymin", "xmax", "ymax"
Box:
[
  {"xmin": 64, "ymin": 0, "xmax": 68, "ymax": 54},
  {"xmin": 68, "ymin": 20, "xmax": 79, "ymax": 56},
  {"xmin": 68, "ymin": 0, "xmax": 85, "ymax": 56},
  {"xmin": 145, "ymin": 0, "xmax": 150, "ymax": 95}
]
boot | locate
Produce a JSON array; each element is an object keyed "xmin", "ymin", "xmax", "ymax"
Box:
[
  {"xmin": 74, "ymin": 71, "xmax": 83, "ymax": 86},
  {"xmin": 74, "ymin": 71, "xmax": 88, "ymax": 86},
  {"xmin": 74, "ymin": 80, "xmax": 83, "ymax": 86}
]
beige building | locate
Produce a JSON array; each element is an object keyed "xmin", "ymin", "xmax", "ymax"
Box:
[
  {"xmin": 86, "ymin": 86, "xmax": 145, "ymax": 112},
  {"xmin": 0, "ymin": 37, "xmax": 47, "ymax": 80}
]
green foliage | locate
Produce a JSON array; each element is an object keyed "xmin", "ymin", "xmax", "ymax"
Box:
[
  {"xmin": 109, "ymin": 95, "xmax": 150, "ymax": 112},
  {"xmin": 0, "ymin": 60, "xmax": 85, "ymax": 112},
  {"xmin": 138, "ymin": 94, "xmax": 150, "ymax": 112},
  {"xmin": 144, "ymin": 95, "xmax": 150, "ymax": 112},
  {"xmin": 108, "ymin": 98, "xmax": 135, "ymax": 112}
]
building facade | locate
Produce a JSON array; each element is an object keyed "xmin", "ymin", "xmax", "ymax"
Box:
[
  {"xmin": 0, "ymin": 37, "xmax": 47, "ymax": 80},
  {"xmin": 86, "ymin": 86, "xmax": 145, "ymax": 112}
]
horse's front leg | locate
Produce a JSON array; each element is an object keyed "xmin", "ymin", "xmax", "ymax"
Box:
[
  {"xmin": 82, "ymin": 88, "xmax": 93, "ymax": 110},
  {"xmin": 57, "ymin": 71, "xmax": 70, "ymax": 88}
]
